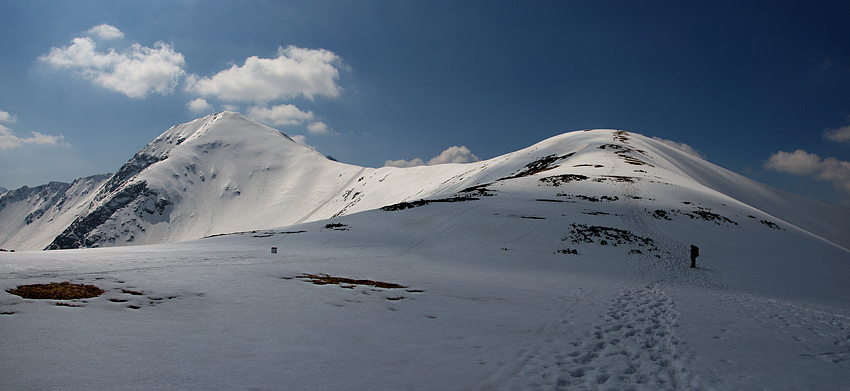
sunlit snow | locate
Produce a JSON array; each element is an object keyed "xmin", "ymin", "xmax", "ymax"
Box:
[{"xmin": 2, "ymin": 117, "xmax": 849, "ymax": 390}]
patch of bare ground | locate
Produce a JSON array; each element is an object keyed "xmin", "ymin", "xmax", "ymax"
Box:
[
  {"xmin": 563, "ymin": 224, "xmax": 660, "ymax": 255},
  {"xmin": 539, "ymin": 174, "xmax": 589, "ymax": 187},
  {"xmin": 500, "ymin": 153, "xmax": 576, "ymax": 180},
  {"xmin": 651, "ymin": 208, "xmax": 739, "ymax": 226},
  {"xmin": 290, "ymin": 274, "xmax": 407, "ymax": 289},
  {"xmin": 381, "ymin": 196, "xmax": 479, "ymax": 211},
  {"xmin": 7, "ymin": 281, "xmax": 105, "ymax": 300},
  {"xmin": 539, "ymin": 174, "xmax": 638, "ymax": 187}
]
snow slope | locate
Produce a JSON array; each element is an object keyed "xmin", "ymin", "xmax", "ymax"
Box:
[
  {"xmin": 1, "ymin": 163, "xmax": 848, "ymax": 389},
  {"xmin": 1, "ymin": 125, "xmax": 849, "ymax": 389}
]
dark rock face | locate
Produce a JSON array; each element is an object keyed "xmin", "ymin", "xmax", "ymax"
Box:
[
  {"xmin": 43, "ymin": 143, "xmax": 173, "ymax": 250},
  {"xmin": 99, "ymin": 152, "xmax": 164, "ymax": 196},
  {"xmin": 46, "ymin": 182, "xmax": 150, "ymax": 249}
]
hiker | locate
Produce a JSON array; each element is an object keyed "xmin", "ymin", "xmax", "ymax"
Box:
[{"xmin": 690, "ymin": 244, "xmax": 699, "ymax": 268}]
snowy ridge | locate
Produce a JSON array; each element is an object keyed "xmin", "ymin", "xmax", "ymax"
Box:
[{"xmin": 1, "ymin": 113, "xmax": 848, "ymax": 254}]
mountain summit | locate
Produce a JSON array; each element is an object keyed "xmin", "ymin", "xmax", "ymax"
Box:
[{"xmin": 1, "ymin": 113, "xmax": 848, "ymax": 253}]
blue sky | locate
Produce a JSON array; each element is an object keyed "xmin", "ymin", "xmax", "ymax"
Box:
[{"xmin": 2, "ymin": 1, "xmax": 850, "ymax": 206}]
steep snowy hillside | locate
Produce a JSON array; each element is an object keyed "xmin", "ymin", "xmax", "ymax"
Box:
[{"xmin": 45, "ymin": 112, "xmax": 358, "ymax": 249}]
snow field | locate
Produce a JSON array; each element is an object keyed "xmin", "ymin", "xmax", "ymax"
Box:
[
  {"xmin": 3, "ymin": 186, "xmax": 849, "ymax": 390},
  {"xmin": 2, "ymin": 126, "xmax": 850, "ymax": 390}
]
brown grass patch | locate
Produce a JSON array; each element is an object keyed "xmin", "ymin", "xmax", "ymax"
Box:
[
  {"xmin": 7, "ymin": 281, "xmax": 105, "ymax": 300},
  {"xmin": 294, "ymin": 274, "xmax": 406, "ymax": 289}
]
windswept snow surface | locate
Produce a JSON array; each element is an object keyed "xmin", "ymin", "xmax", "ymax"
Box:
[{"xmin": 2, "ymin": 128, "xmax": 849, "ymax": 390}]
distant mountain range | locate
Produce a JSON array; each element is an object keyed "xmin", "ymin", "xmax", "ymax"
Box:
[{"xmin": 1, "ymin": 111, "xmax": 849, "ymax": 252}]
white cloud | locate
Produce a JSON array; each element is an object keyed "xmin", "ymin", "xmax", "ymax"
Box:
[
  {"xmin": 39, "ymin": 33, "xmax": 186, "ymax": 98},
  {"xmin": 384, "ymin": 146, "xmax": 479, "ymax": 168},
  {"xmin": 823, "ymin": 125, "xmax": 850, "ymax": 143},
  {"xmin": 0, "ymin": 109, "xmax": 16, "ymax": 124},
  {"xmin": 186, "ymin": 45, "xmax": 342, "ymax": 102},
  {"xmin": 384, "ymin": 157, "xmax": 426, "ymax": 168},
  {"xmin": 247, "ymin": 104, "xmax": 314, "ymax": 126},
  {"xmin": 186, "ymin": 98, "xmax": 213, "ymax": 113},
  {"xmin": 427, "ymin": 146, "xmax": 480, "ymax": 165},
  {"xmin": 0, "ymin": 124, "xmax": 68, "ymax": 151},
  {"xmin": 651, "ymin": 137, "xmax": 705, "ymax": 158},
  {"xmin": 307, "ymin": 121, "xmax": 331, "ymax": 135},
  {"xmin": 88, "ymin": 24, "xmax": 124, "ymax": 40},
  {"xmin": 765, "ymin": 150, "xmax": 850, "ymax": 193},
  {"xmin": 764, "ymin": 150, "xmax": 822, "ymax": 175},
  {"xmin": 0, "ymin": 110, "xmax": 69, "ymax": 150}
]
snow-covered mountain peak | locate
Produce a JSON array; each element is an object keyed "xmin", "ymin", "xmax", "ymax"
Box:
[
  {"xmin": 2, "ymin": 116, "xmax": 848, "ymax": 253},
  {"xmin": 40, "ymin": 112, "xmax": 346, "ymax": 249},
  {"xmin": 141, "ymin": 111, "xmax": 303, "ymax": 160}
]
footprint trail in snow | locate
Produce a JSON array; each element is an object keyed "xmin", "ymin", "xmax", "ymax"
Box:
[{"xmin": 491, "ymin": 285, "xmax": 705, "ymax": 390}]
